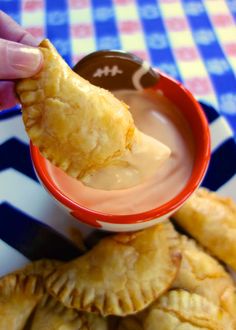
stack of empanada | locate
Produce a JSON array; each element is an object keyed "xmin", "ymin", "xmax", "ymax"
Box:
[
  {"xmin": 0, "ymin": 259, "xmax": 108, "ymax": 330},
  {"xmin": 0, "ymin": 223, "xmax": 181, "ymax": 329},
  {"xmin": 1, "ymin": 188, "xmax": 236, "ymax": 329}
]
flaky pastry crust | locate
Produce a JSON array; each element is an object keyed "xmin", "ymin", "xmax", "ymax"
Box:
[
  {"xmin": 0, "ymin": 261, "xmax": 108, "ymax": 329},
  {"xmin": 143, "ymin": 290, "xmax": 234, "ymax": 330},
  {"xmin": 30, "ymin": 294, "xmax": 108, "ymax": 330},
  {"xmin": 173, "ymin": 188, "xmax": 236, "ymax": 271},
  {"xmin": 16, "ymin": 39, "xmax": 135, "ymax": 179},
  {"xmin": 171, "ymin": 232, "xmax": 236, "ymax": 321},
  {"xmin": 14, "ymin": 259, "xmax": 63, "ymax": 278},
  {"xmin": 0, "ymin": 273, "xmax": 44, "ymax": 330}
]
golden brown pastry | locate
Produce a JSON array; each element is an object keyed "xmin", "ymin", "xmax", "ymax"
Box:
[
  {"xmin": 143, "ymin": 290, "xmax": 234, "ymax": 330},
  {"xmin": 30, "ymin": 294, "xmax": 108, "ymax": 330},
  {"xmin": 16, "ymin": 39, "xmax": 135, "ymax": 181},
  {"xmin": 116, "ymin": 289, "xmax": 234, "ymax": 329},
  {"xmin": 46, "ymin": 224, "xmax": 181, "ymax": 316},
  {"xmin": 173, "ymin": 188, "xmax": 236, "ymax": 271},
  {"xmin": 171, "ymin": 231, "xmax": 236, "ymax": 320},
  {"xmin": 14, "ymin": 259, "xmax": 62, "ymax": 278},
  {"xmin": 0, "ymin": 262, "xmax": 108, "ymax": 329},
  {"xmin": 0, "ymin": 273, "xmax": 44, "ymax": 330},
  {"xmin": 16, "ymin": 40, "xmax": 170, "ymax": 190}
]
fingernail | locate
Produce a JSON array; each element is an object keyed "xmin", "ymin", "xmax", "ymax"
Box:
[
  {"xmin": 7, "ymin": 41, "xmax": 43, "ymax": 75},
  {"xmin": 21, "ymin": 33, "xmax": 40, "ymax": 47}
]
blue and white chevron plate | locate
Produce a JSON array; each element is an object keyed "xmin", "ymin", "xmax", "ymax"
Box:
[{"xmin": 0, "ymin": 102, "xmax": 236, "ymax": 277}]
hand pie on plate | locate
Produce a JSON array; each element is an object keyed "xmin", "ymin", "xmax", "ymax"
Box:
[
  {"xmin": 0, "ymin": 262, "xmax": 107, "ymax": 329},
  {"xmin": 171, "ymin": 232, "xmax": 236, "ymax": 321},
  {"xmin": 0, "ymin": 273, "xmax": 44, "ymax": 330},
  {"xmin": 173, "ymin": 188, "xmax": 236, "ymax": 271},
  {"xmin": 46, "ymin": 224, "xmax": 181, "ymax": 316},
  {"xmin": 143, "ymin": 290, "xmax": 234, "ymax": 330},
  {"xmin": 29, "ymin": 294, "xmax": 108, "ymax": 330}
]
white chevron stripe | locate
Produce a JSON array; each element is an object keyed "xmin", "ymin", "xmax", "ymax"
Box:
[
  {"xmin": 0, "ymin": 116, "xmax": 29, "ymax": 144},
  {"xmin": 0, "ymin": 239, "xmax": 29, "ymax": 277},
  {"xmin": 218, "ymin": 174, "xmax": 236, "ymax": 201},
  {"xmin": 210, "ymin": 117, "xmax": 233, "ymax": 152},
  {"xmin": 0, "ymin": 169, "xmax": 93, "ymax": 240}
]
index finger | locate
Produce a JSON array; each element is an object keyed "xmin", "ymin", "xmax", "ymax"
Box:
[{"xmin": 0, "ymin": 10, "xmax": 39, "ymax": 46}]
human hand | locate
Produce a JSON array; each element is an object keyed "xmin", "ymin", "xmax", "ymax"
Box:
[{"xmin": 0, "ymin": 11, "xmax": 43, "ymax": 110}]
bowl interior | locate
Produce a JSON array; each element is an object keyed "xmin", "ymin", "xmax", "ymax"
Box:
[{"xmin": 74, "ymin": 50, "xmax": 211, "ymax": 208}]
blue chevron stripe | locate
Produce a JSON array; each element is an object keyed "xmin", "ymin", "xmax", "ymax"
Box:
[
  {"xmin": 0, "ymin": 1, "xmax": 20, "ymax": 23},
  {"xmin": 202, "ymin": 138, "xmax": 236, "ymax": 190},
  {"xmin": 0, "ymin": 138, "xmax": 37, "ymax": 182},
  {"xmin": 0, "ymin": 106, "xmax": 21, "ymax": 120},
  {"xmin": 0, "ymin": 202, "xmax": 82, "ymax": 261},
  {"xmin": 199, "ymin": 101, "xmax": 219, "ymax": 124}
]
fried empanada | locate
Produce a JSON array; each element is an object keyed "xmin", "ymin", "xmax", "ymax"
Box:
[
  {"xmin": 171, "ymin": 231, "xmax": 236, "ymax": 320},
  {"xmin": 173, "ymin": 188, "xmax": 236, "ymax": 271},
  {"xmin": 46, "ymin": 224, "xmax": 181, "ymax": 316},
  {"xmin": 16, "ymin": 39, "xmax": 135, "ymax": 182},
  {"xmin": 1, "ymin": 262, "xmax": 107, "ymax": 329},
  {"xmin": 30, "ymin": 294, "xmax": 108, "ymax": 330},
  {"xmin": 143, "ymin": 290, "xmax": 234, "ymax": 330},
  {"xmin": 0, "ymin": 273, "xmax": 44, "ymax": 330},
  {"xmin": 14, "ymin": 259, "xmax": 62, "ymax": 278}
]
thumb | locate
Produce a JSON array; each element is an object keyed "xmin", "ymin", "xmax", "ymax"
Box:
[{"xmin": 0, "ymin": 38, "xmax": 43, "ymax": 79}]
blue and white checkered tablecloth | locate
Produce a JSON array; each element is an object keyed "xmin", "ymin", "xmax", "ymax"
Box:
[{"xmin": 1, "ymin": 0, "xmax": 236, "ymax": 134}]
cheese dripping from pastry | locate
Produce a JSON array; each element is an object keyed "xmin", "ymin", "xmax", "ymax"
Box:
[
  {"xmin": 81, "ymin": 130, "xmax": 171, "ymax": 190},
  {"xmin": 16, "ymin": 39, "xmax": 170, "ymax": 190}
]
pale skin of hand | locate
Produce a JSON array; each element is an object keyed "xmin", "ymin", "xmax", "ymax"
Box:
[{"xmin": 0, "ymin": 11, "xmax": 43, "ymax": 110}]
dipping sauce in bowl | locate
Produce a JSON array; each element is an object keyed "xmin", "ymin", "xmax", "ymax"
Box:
[
  {"xmin": 31, "ymin": 50, "xmax": 210, "ymax": 231},
  {"xmin": 47, "ymin": 89, "xmax": 194, "ymax": 215}
]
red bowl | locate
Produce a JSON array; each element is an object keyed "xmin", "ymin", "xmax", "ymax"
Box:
[{"xmin": 30, "ymin": 50, "xmax": 210, "ymax": 232}]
